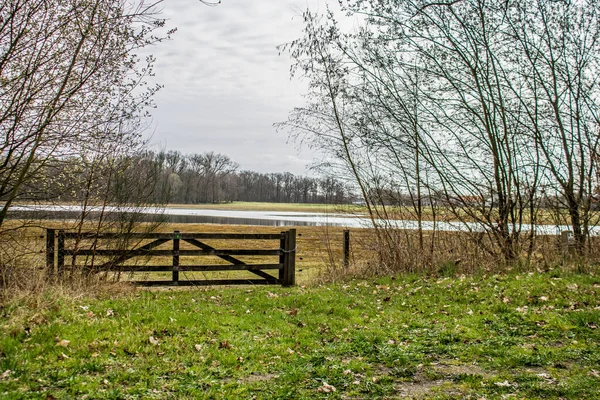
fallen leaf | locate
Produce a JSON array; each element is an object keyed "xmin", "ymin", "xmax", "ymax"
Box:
[
  {"xmin": 1, "ymin": 370, "xmax": 11, "ymax": 379},
  {"xmin": 495, "ymin": 380, "xmax": 511, "ymax": 387},
  {"xmin": 194, "ymin": 344, "xmax": 202, "ymax": 352},
  {"xmin": 317, "ymin": 382, "xmax": 336, "ymax": 393},
  {"xmin": 56, "ymin": 340, "xmax": 70, "ymax": 348},
  {"xmin": 148, "ymin": 336, "xmax": 159, "ymax": 346},
  {"xmin": 60, "ymin": 353, "xmax": 69, "ymax": 359},
  {"xmin": 219, "ymin": 340, "xmax": 231, "ymax": 349}
]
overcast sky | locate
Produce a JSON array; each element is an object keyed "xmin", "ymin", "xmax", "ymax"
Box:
[{"xmin": 143, "ymin": 0, "xmax": 338, "ymax": 175}]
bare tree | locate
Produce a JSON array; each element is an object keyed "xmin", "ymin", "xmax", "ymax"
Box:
[
  {"xmin": 281, "ymin": 0, "xmax": 600, "ymax": 269},
  {"xmin": 503, "ymin": 0, "xmax": 600, "ymax": 251},
  {"xmin": 0, "ymin": 0, "xmax": 172, "ymax": 229}
]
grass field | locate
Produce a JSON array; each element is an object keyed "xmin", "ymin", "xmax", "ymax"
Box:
[
  {"xmin": 164, "ymin": 202, "xmax": 346, "ymax": 213},
  {"xmin": 2, "ymin": 216, "xmax": 600, "ymax": 398},
  {"xmin": 1, "ymin": 269, "xmax": 600, "ymax": 399}
]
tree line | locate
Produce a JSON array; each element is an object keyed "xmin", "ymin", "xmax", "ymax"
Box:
[
  {"xmin": 26, "ymin": 150, "xmax": 354, "ymax": 205},
  {"xmin": 0, "ymin": 0, "xmax": 171, "ymax": 231},
  {"xmin": 146, "ymin": 150, "xmax": 352, "ymax": 204}
]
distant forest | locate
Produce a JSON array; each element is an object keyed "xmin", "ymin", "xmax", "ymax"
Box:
[
  {"xmin": 28, "ymin": 150, "xmax": 355, "ymax": 205},
  {"xmin": 149, "ymin": 150, "xmax": 354, "ymax": 204}
]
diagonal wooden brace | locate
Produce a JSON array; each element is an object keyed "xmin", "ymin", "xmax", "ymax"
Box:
[
  {"xmin": 183, "ymin": 238, "xmax": 277, "ymax": 281},
  {"xmin": 99, "ymin": 238, "xmax": 170, "ymax": 270}
]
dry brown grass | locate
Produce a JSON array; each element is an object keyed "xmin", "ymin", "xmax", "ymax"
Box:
[
  {"xmin": 1, "ymin": 221, "xmax": 345, "ymax": 295},
  {"xmin": 315, "ymin": 227, "xmax": 600, "ymax": 283},
  {"xmin": 2, "ymin": 218, "xmax": 598, "ymax": 304}
]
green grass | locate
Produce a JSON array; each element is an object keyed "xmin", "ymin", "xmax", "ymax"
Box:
[{"xmin": 2, "ymin": 270, "xmax": 600, "ymax": 399}]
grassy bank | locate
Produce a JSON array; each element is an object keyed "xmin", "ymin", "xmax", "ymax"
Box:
[{"xmin": 1, "ymin": 270, "xmax": 600, "ymax": 399}]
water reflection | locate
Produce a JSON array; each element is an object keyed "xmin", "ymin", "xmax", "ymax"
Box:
[{"xmin": 8, "ymin": 206, "xmax": 353, "ymax": 227}]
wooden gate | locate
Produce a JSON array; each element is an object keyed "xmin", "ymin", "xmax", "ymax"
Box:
[{"xmin": 46, "ymin": 229, "xmax": 296, "ymax": 286}]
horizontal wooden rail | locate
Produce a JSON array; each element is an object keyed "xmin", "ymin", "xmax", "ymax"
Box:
[
  {"xmin": 62, "ymin": 249, "xmax": 282, "ymax": 256},
  {"xmin": 136, "ymin": 279, "xmax": 280, "ymax": 287},
  {"xmin": 106, "ymin": 264, "xmax": 283, "ymax": 272},
  {"xmin": 61, "ymin": 232, "xmax": 282, "ymax": 240}
]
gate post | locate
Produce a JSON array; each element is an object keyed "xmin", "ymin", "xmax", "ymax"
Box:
[
  {"xmin": 46, "ymin": 229, "xmax": 55, "ymax": 278},
  {"xmin": 343, "ymin": 229, "xmax": 350, "ymax": 269},
  {"xmin": 279, "ymin": 231, "xmax": 286, "ymax": 283},
  {"xmin": 282, "ymin": 229, "xmax": 296, "ymax": 286},
  {"xmin": 57, "ymin": 230, "xmax": 65, "ymax": 277},
  {"xmin": 173, "ymin": 231, "xmax": 180, "ymax": 285}
]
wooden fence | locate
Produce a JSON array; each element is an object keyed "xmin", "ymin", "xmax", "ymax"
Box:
[{"xmin": 45, "ymin": 229, "xmax": 296, "ymax": 286}]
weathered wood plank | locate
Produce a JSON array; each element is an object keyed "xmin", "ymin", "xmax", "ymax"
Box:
[
  {"xmin": 46, "ymin": 229, "xmax": 55, "ymax": 277},
  {"xmin": 282, "ymin": 228, "xmax": 296, "ymax": 286},
  {"xmin": 184, "ymin": 237, "xmax": 276, "ymax": 280},
  {"xmin": 134, "ymin": 279, "xmax": 280, "ymax": 287},
  {"xmin": 62, "ymin": 232, "xmax": 281, "ymax": 240},
  {"xmin": 66, "ymin": 249, "xmax": 282, "ymax": 256},
  {"xmin": 107, "ymin": 264, "xmax": 283, "ymax": 272},
  {"xmin": 97, "ymin": 238, "xmax": 170, "ymax": 269},
  {"xmin": 57, "ymin": 230, "xmax": 65, "ymax": 277},
  {"xmin": 173, "ymin": 230, "xmax": 180, "ymax": 284},
  {"xmin": 344, "ymin": 229, "xmax": 350, "ymax": 269},
  {"xmin": 183, "ymin": 238, "xmax": 244, "ymax": 264}
]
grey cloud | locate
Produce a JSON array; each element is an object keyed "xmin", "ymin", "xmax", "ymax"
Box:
[{"xmin": 141, "ymin": 0, "xmax": 337, "ymax": 175}]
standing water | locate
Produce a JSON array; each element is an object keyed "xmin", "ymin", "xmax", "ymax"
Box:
[{"xmin": 9, "ymin": 204, "xmax": 574, "ymax": 234}]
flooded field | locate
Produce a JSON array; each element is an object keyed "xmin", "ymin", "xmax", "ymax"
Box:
[{"xmin": 9, "ymin": 204, "xmax": 574, "ymax": 234}]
